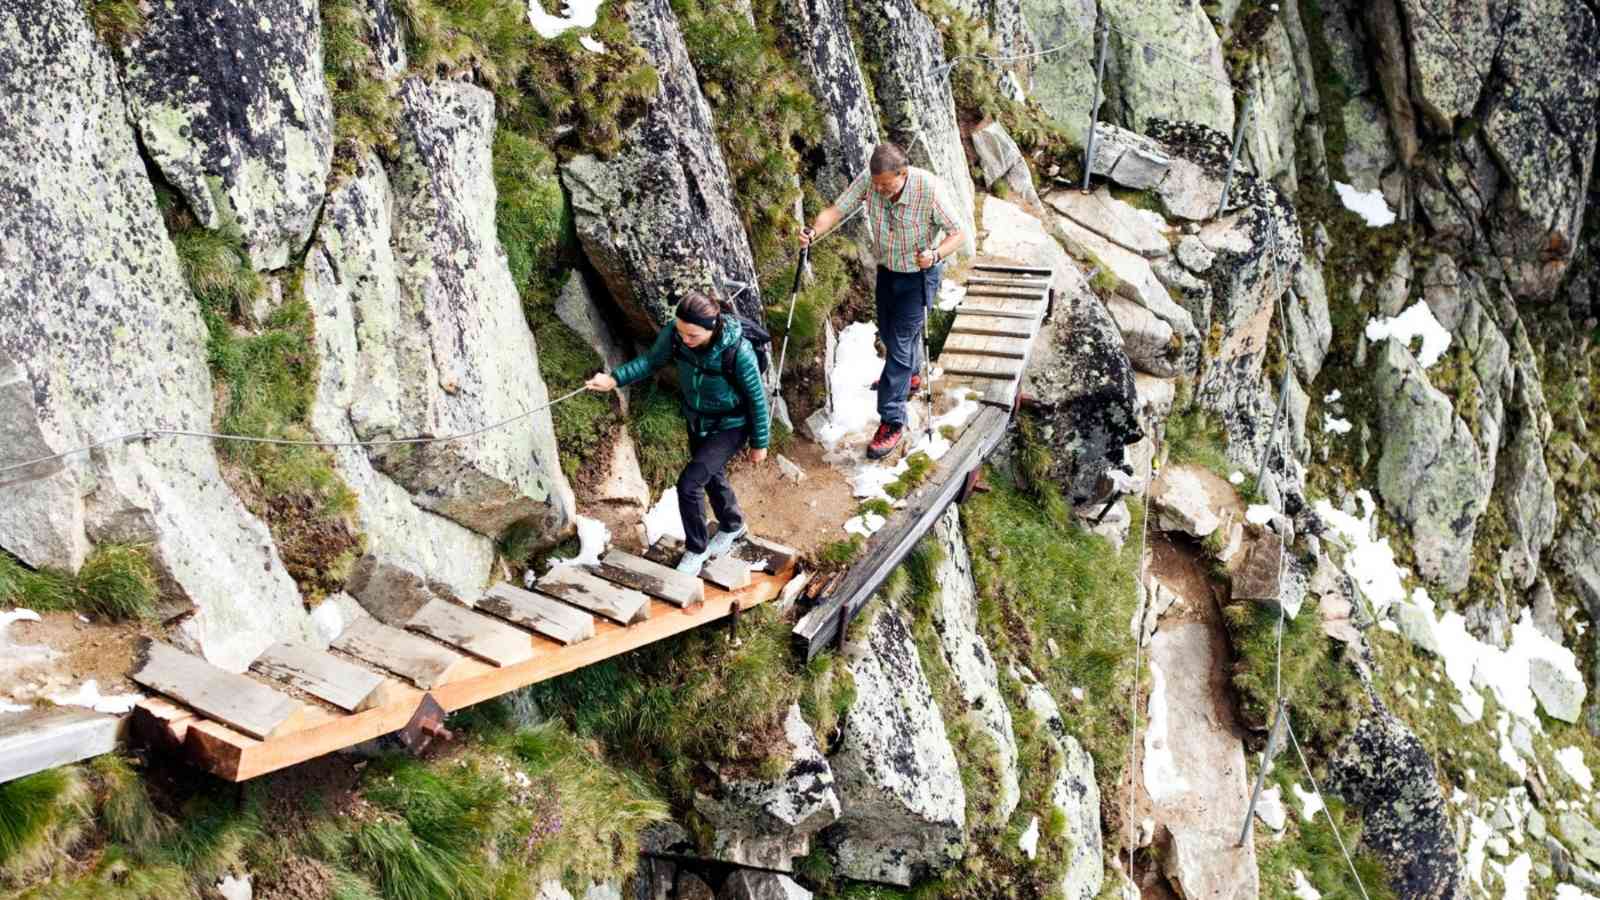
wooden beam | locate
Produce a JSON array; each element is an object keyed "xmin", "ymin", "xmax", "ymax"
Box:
[
  {"xmin": 937, "ymin": 353, "xmax": 1024, "ymax": 379},
  {"xmin": 130, "ymin": 640, "xmax": 305, "ymax": 740},
  {"xmin": 406, "ymin": 599, "xmax": 538, "ymax": 667},
  {"xmin": 476, "ymin": 583, "xmax": 597, "ymax": 644},
  {"xmin": 0, "ymin": 706, "xmax": 124, "ymax": 785},
  {"xmin": 955, "ymin": 303, "xmax": 1043, "ymax": 320},
  {"xmin": 793, "ymin": 406, "xmax": 1010, "ymax": 660},
  {"xmin": 731, "ymin": 535, "xmax": 799, "ymax": 576},
  {"xmin": 702, "ymin": 555, "xmax": 752, "ymax": 591},
  {"xmin": 949, "ymin": 315, "xmax": 1035, "ymax": 338},
  {"xmin": 332, "ymin": 616, "xmax": 476, "ymax": 690},
  {"xmin": 962, "ymin": 288, "xmax": 1047, "ymax": 301},
  {"xmin": 942, "ymin": 333, "xmax": 1032, "ymax": 360},
  {"xmin": 175, "ymin": 570, "xmax": 791, "ymax": 781},
  {"xmin": 589, "ymin": 549, "xmax": 704, "ymax": 608},
  {"xmin": 537, "ymin": 565, "xmax": 651, "ymax": 625},
  {"xmin": 129, "ymin": 696, "xmax": 199, "ymax": 754},
  {"xmin": 250, "ymin": 642, "xmax": 395, "ymax": 712},
  {"xmin": 972, "ymin": 263, "xmax": 1054, "ymax": 277}
]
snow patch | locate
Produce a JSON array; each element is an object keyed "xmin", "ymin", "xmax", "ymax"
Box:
[
  {"xmin": 527, "ymin": 0, "xmax": 602, "ymax": 38},
  {"xmin": 1018, "ymin": 816, "xmax": 1040, "ymax": 860},
  {"xmin": 550, "ymin": 515, "xmax": 611, "ymax": 568},
  {"xmin": 644, "ymin": 488, "xmax": 686, "ymax": 546},
  {"xmin": 1142, "ymin": 660, "xmax": 1188, "ymax": 803},
  {"xmin": 1228, "ymin": 471, "xmax": 1245, "ymax": 485},
  {"xmin": 1314, "ymin": 491, "xmax": 1407, "ymax": 615},
  {"xmin": 1292, "ymin": 783, "xmax": 1324, "ymax": 822},
  {"xmin": 1291, "ymin": 870, "xmax": 1322, "ymax": 900},
  {"xmin": 309, "ymin": 601, "xmax": 350, "ymax": 646},
  {"xmin": 1323, "ymin": 415, "xmax": 1353, "ymax": 435},
  {"xmin": 1334, "ymin": 180, "xmax": 1396, "ymax": 227},
  {"xmin": 0, "ymin": 700, "xmax": 30, "ymax": 714},
  {"xmin": 843, "ymin": 513, "xmax": 887, "ymax": 537},
  {"xmin": 908, "ymin": 430, "xmax": 951, "ymax": 462},
  {"xmin": 849, "ymin": 459, "xmax": 908, "ymax": 504},
  {"xmin": 1365, "ymin": 301, "xmax": 1452, "ymax": 368},
  {"xmin": 1499, "ymin": 853, "xmax": 1532, "ymax": 900},
  {"xmin": 933, "ymin": 389, "xmax": 980, "ymax": 432},
  {"xmin": 1558, "ymin": 885, "xmax": 1600, "ymax": 900},
  {"xmin": 49, "ymin": 679, "xmax": 141, "ymax": 715},
  {"xmin": 1245, "ymin": 504, "xmax": 1275, "ymax": 526},
  {"xmin": 1557, "ymin": 746, "xmax": 1594, "ymax": 791},
  {"xmin": 578, "ymin": 35, "xmax": 606, "ymax": 53},
  {"xmin": 1325, "ymin": 389, "xmax": 1342, "ymax": 403},
  {"xmin": 937, "ymin": 280, "xmax": 966, "ymax": 311},
  {"xmin": 1465, "ymin": 815, "xmax": 1492, "ymax": 887},
  {"xmin": 807, "ymin": 323, "xmax": 883, "ymax": 449}
]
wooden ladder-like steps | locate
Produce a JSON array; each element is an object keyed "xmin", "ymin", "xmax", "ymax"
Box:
[
  {"xmin": 931, "ymin": 258, "xmax": 1054, "ymax": 410},
  {"xmin": 130, "ymin": 532, "xmax": 799, "ymax": 782}
]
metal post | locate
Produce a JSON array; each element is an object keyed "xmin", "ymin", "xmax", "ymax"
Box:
[
  {"xmin": 1216, "ymin": 88, "xmax": 1255, "ymax": 217},
  {"xmin": 1238, "ymin": 698, "xmax": 1289, "ymax": 847},
  {"xmin": 773, "ymin": 245, "xmax": 809, "ymax": 398},
  {"xmin": 1081, "ymin": 14, "xmax": 1110, "ymax": 193},
  {"xmin": 1256, "ymin": 358, "xmax": 1292, "ymax": 493}
]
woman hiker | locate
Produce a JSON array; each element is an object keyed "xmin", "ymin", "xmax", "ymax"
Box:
[
  {"xmin": 800, "ymin": 142, "xmax": 965, "ymax": 460},
  {"xmin": 584, "ymin": 291, "xmax": 769, "ymax": 576}
]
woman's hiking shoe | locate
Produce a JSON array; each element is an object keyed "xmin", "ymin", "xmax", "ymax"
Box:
[
  {"xmin": 676, "ymin": 548, "xmax": 710, "ymax": 576},
  {"xmin": 707, "ymin": 523, "xmax": 748, "ymax": 557},
  {"xmin": 866, "ymin": 423, "xmax": 904, "ymax": 460}
]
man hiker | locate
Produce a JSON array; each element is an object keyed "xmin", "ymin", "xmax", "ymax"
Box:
[
  {"xmin": 585, "ymin": 291, "xmax": 769, "ymax": 576},
  {"xmin": 801, "ymin": 142, "xmax": 965, "ymax": 460}
]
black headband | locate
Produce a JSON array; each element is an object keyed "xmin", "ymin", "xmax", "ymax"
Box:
[{"xmin": 676, "ymin": 305, "xmax": 718, "ymax": 330}]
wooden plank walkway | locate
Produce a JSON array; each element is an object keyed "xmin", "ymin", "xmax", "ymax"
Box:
[
  {"xmin": 0, "ymin": 706, "xmax": 125, "ymax": 785},
  {"xmin": 131, "ymin": 535, "xmax": 797, "ymax": 782},
  {"xmin": 935, "ymin": 260, "xmax": 1052, "ymax": 410}
]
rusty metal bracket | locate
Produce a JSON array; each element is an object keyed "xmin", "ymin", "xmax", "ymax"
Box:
[{"xmin": 397, "ymin": 693, "xmax": 452, "ymax": 755}]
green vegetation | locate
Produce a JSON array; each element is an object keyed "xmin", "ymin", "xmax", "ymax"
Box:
[
  {"xmin": 321, "ymin": 0, "xmax": 401, "ymax": 172},
  {"xmin": 1255, "ymin": 770, "xmax": 1396, "ymax": 900},
  {"xmin": 818, "ymin": 536, "xmax": 866, "ymax": 568},
  {"xmin": 0, "ymin": 768, "xmax": 90, "ymax": 884},
  {"xmin": 0, "ymin": 545, "xmax": 158, "ymax": 621},
  {"xmin": 884, "ymin": 451, "xmax": 935, "ymax": 500},
  {"xmin": 84, "ymin": 0, "xmax": 146, "ymax": 50},
  {"xmin": 1221, "ymin": 597, "xmax": 1362, "ymax": 748}
]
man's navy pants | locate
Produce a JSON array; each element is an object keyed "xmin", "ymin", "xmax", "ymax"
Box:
[{"xmin": 874, "ymin": 264, "xmax": 943, "ymax": 429}]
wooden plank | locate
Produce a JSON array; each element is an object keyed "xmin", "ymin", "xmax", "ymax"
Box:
[
  {"xmin": 477, "ymin": 583, "xmax": 597, "ymax": 644},
  {"xmin": 962, "ymin": 288, "xmax": 1047, "ymax": 301},
  {"xmin": 731, "ymin": 535, "xmax": 799, "ymax": 575},
  {"xmin": 965, "ymin": 276, "xmax": 1050, "ymax": 289},
  {"xmin": 406, "ymin": 599, "xmax": 538, "ymax": 667},
  {"xmin": 0, "ymin": 706, "xmax": 124, "ymax": 784},
  {"xmin": 794, "ymin": 406, "xmax": 1011, "ymax": 660},
  {"xmin": 949, "ymin": 315, "xmax": 1035, "ymax": 338},
  {"xmin": 938, "ymin": 353, "xmax": 1023, "ymax": 379},
  {"xmin": 943, "ymin": 333, "xmax": 1031, "ymax": 360},
  {"xmin": 702, "ymin": 554, "xmax": 753, "ymax": 590},
  {"xmin": 941, "ymin": 375, "xmax": 1017, "ymax": 408},
  {"xmin": 972, "ymin": 263, "xmax": 1054, "ymax": 276},
  {"xmin": 332, "ymin": 616, "xmax": 475, "ymax": 690},
  {"xmin": 129, "ymin": 697, "xmax": 199, "ymax": 753},
  {"xmin": 590, "ymin": 549, "xmax": 705, "ymax": 608},
  {"xmin": 954, "ymin": 303, "xmax": 1041, "ymax": 320},
  {"xmin": 179, "ymin": 570, "xmax": 794, "ymax": 781},
  {"xmin": 537, "ymin": 565, "xmax": 651, "ymax": 625},
  {"xmin": 130, "ymin": 640, "xmax": 304, "ymax": 741},
  {"xmin": 250, "ymin": 642, "xmax": 393, "ymax": 713}
]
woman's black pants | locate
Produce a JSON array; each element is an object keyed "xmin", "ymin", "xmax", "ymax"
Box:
[{"xmin": 678, "ymin": 426, "xmax": 748, "ymax": 554}]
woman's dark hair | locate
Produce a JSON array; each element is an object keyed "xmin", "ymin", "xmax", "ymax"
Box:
[{"xmin": 675, "ymin": 290, "xmax": 724, "ymax": 333}]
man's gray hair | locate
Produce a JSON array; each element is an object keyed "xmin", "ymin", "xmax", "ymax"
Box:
[{"xmin": 869, "ymin": 143, "xmax": 910, "ymax": 175}]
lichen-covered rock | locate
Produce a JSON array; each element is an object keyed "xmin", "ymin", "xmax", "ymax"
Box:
[
  {"xmin": 358, "ymin": 79, "xmax": 574, "ymax": 542},
  {"xmin": 777, "ymin": 0, "xmax": 879, "ymax": 202},
  {"xmin": 1055, "ymin": 216, "xmax": 1197, "ymax": 354},
  {"xmin": 562, "ymin": 0, "xmax": 761, "ymax": 339},
  {"xmin": 1286, "ymin": 254, "xmax": 1332, "ymax": 384},
  {"xmin": 1101, "ymin": 0, "xmax": 1235, "ymax": 136},
  {"xmin": 854, "ymin": 0, "xmax": 977, "ymax": 254},
  {"xmin": 1084, "ymin": 121, "xmax": 1175, "ymax": 191},
  {"xmin": 1371, "ymin": 338, "xmax": 1490, "ymax": 593},
  {"xmin": 0, "ymin": 0, "xmax": 312, "ymax": 670},
  {"xmin": 1024, "ymin": 265, "xmax": 1143, "ymax": 505},
  {"xmin": 1021, "ymin": 0, "xmax": 1098, "ymax": 143},
  {"xmin": 719, "ymin": 871, "xmax": 812, "ymax": 900},
  {"xmin": 303, "ymin": 153, "xmax": 497, "ymax": 616},
  {"xmin": 971, "ymin": 121, "xmax": 1040, "ymax": 209},
  {"xmin": 950, "ymin": 0, "xmax": 1039, "ymax": 100},
  {"xmin": 693, "ymin": 704, "xmax": 840, "ymax": 871},
  {"xmin": 827, "ymin": 604, "xmax": 965, "ymax": 885},
  {"xmin": 1557, "ymin": 496, "xmax": 1600, "ymax": 617},
  {"xmin": 1325, "ymin": 706, "xmax": 1463, "ymax": 898},
  {"xmin": 120, "ymin": 0, "xmax": 333, "ymax": 270},
  {"xmin": 1012, "ymin": 666, "xmax": 1103, "ymax": 899},
  {"xmin": 928, "ymin": 505, "xmax": 1020, "ymax": 823}
]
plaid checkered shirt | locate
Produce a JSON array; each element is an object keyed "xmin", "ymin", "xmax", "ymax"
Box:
[{"xmin": 832, "ymin": 166, "xmax": 961, "ymax": 273}]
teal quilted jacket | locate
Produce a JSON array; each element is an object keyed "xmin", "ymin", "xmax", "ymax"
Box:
[{"xmin": 612, "ymin": 318, "xmax": 770, "ymax": 449}]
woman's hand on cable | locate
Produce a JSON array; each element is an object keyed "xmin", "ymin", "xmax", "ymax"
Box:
[
  {"xmin": 749, "ymin": 448, "xmax": 768, "ymax": 464},
  {"xmin": 584, "ymin": 372, "xmax": 617, "ymax": 392}
]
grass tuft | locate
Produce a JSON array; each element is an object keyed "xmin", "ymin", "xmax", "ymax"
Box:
[
  {"xmin": 90, "ymin": 757, "xmax": 173, "ymax": 850},
  {"xmin": 0, "ymin": 768, "xmax": 91, "ymax": 884},
  {"xmin": 84, "ymin": 0, "xmax": 146, "ymax": 50},
  {"xmin": 0, "ymin": 545, "xmax": 158, "ymax": 621}
]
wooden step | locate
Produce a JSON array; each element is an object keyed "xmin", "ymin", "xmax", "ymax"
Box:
[
  {"xmin": 955, "ymin": 303, "xmax": 1042, "ymax": 320},
  {"xmin": 965, "ymin": 276, "xmax": 1050, "ymax": 289},
  {"xmin": 131, "ymin": 640, "xmax": 307, "ymax": 740},
  {"xmin": 731, "ymin": 535, "xmax": 799, "ymax": 575},
  {"xmin": 941, "ymin": 375, "xmax": 1018, "ymax": 408},
  {"xmin": 972, "ymin": 263, "xmax": 1053, "ymax": 277},
  {"xmin": 937, "ymin": 352, "xmax": 1024, "ymax": 380},
  {"xmin": 536, "ymin": 565, "xmax": 651, "ymax": 625},
  {"xmin": 0, "ymin": 706, "xmax": 124, "ymax": 785},
  {"xmin": 332, "ymin": 616, "xmax": 476, "ymax": 690},
  {"xmin": 406, "ymin": 599, "xmax": 538, "ymax": 667},
  {"xmin": 250, "ymin": 642, "xmax": 394, "ymax": 713},
  {"xmin": 963, "ymin": 287, "xmax": 1047, "ymax": 301},
  {"xmin": 590, "ymin": 549, "xmax": 705, "ymax": 608},
  {"xmin": 949, "ymin": 315, "xmax": 1036, "ymax": 338},
  {"xmin": 942, "ymin": 333, "xmax": 1032, "ymax": 360},
  {"xmin": 477, "ymin": 583, "xmax": 596, "ymax": 644},
  {"xmin": 702, "ymin": 555, "xmax": 752, "ymax": 591}
]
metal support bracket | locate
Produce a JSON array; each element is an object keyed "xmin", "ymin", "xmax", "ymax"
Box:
[{"xmin": 397, "ymin": 693, "xmax": 452, "ymax": 755}]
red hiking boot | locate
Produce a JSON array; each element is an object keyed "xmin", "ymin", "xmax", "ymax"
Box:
[
  {"xmin": 866, "ymin": 422, "xmax": 904, "ymax": 460},
  {"xmin": 869, "ymin": 373, "xmax": 923, "ymax": 395}
]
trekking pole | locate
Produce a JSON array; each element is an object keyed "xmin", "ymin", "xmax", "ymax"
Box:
[
  {"xmin": 772, "ymin": 245, "xmax": 809, "ymax": 402},
  {"xmin": 922, "ymin": 251, "xmax": 939, "ymax": 442}
]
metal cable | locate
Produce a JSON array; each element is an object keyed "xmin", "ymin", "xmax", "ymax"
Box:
[
  {"xmin": 1287, "ymin": 718, "xmax": 1376, "ymax": 900},
  {"xmin": 1125, "ymin": 433, "xmax": 1159, "ymax": 881},
  {"xmin": 0, "ymin": 387, "xmax": 588, "ymax": 479}
]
